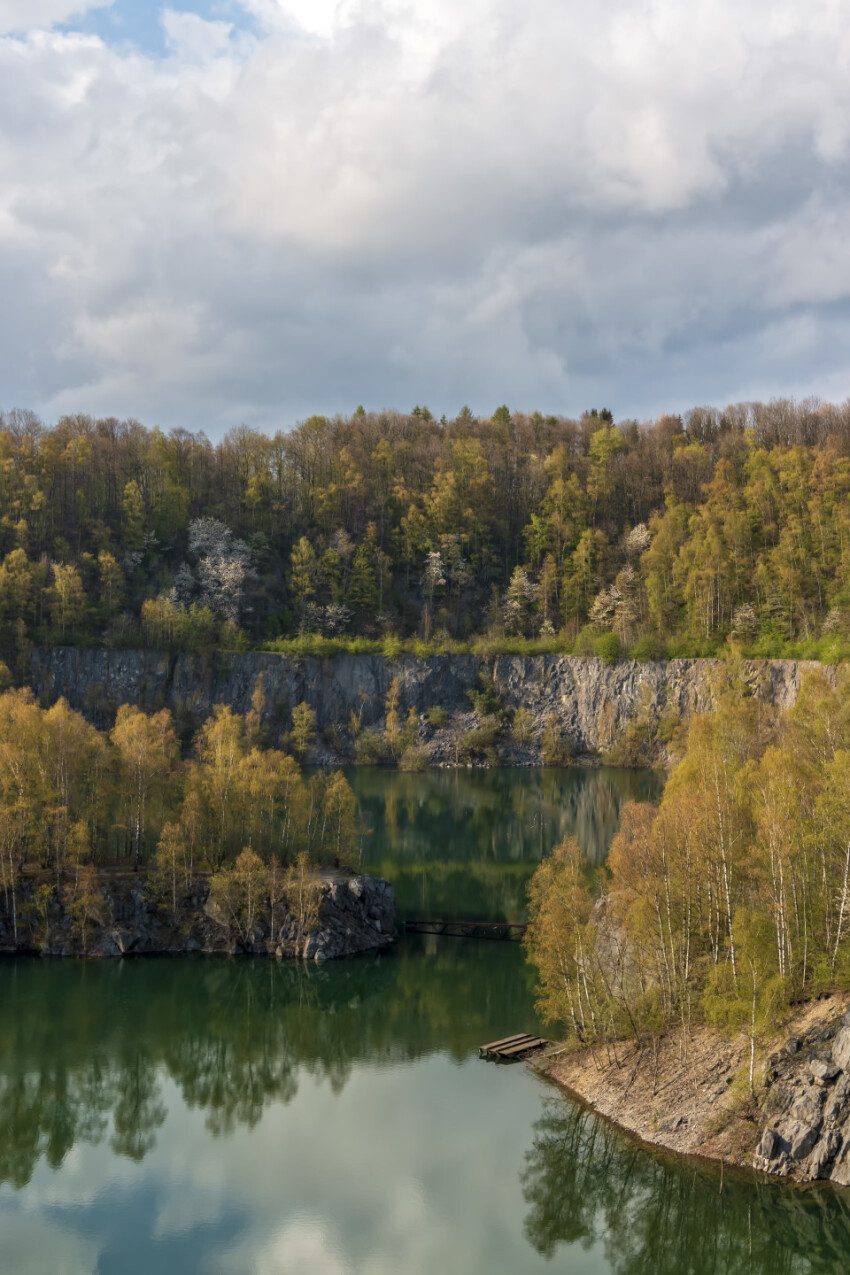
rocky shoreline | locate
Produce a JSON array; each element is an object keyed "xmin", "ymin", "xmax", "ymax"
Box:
[
  {"xmin": 537, "ymin": 993, "xmax": 850, "ymax": 1187},
  {"xmin": 0, "ymin": 870, "xmax": 395, "ymax": 962}
]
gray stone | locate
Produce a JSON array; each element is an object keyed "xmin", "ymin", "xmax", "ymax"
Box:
[
  {"xmin": 757, "ymin": 1127, "xmax": 782, "ymax": 1160},
  {"xmin": 30, "ymin": 647, "xmax": 830, "ymax": 763},
  {"xmin": 832, "ymin": 1025, "xmax": 850, "ymax": 1073},
  {"xmin": 790, "ymin": 1123, "xmax": 821, "ymax": 1160},
  {"xmin": 809, "ymin": 1058, "xmax": 840, "ymax": 1083}
]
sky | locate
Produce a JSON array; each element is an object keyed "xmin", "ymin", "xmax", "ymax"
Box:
[{"xmin": 1, "ymin": 0, "xmax": 849, "ymax": 435}]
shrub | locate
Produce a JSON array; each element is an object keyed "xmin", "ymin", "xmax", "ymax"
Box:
[
  {"xmin": 629, "ymin": 633, "xmax": 665, "ymax": 661},
  {"xmin": 457, "ymin": 714, "xmax": 501, "ymax": 761},
  {"xmin": 467, "ymin": 672, "xmax": 502, "ymax": 716},
  {"xmin": 354, "ymin": 730, "xmax": 387, "ymax": 765},
  {"xmin": 573, "ymin": 625, "xmax": 597, "ymax": 657},
  {"xmin": 593, "ymin": 632, "xmax": 622, "ymax": 664},
  {"xmin": 323, "ymin": 722, "xmax": 346, "ymax": 753},
  {"xmin": 511, "ymin": 705, "xmax": 535, "ymax": 746},
  {"xmin": 541, "ymin": 714, "xmax": 573, "ymax": 765},
  {"xmin": 382, "ymin": 633, "xmax": 403, "ymax": 660},
  {"xmin": 399, "ymin": 744, "xmax": 430, "ymax": 772},
  {"xmin": 425, "ymin": 705, "xmax": 449, "ymax": 730}
]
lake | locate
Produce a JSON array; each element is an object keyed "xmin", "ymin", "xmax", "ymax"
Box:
[
  {"xmin": 348, "ymin": 765, "xmax": 663, "ymax": 920},
  {"xmin": 2, "ymin": 768, "xmax": 849, "ymax": 1274}
]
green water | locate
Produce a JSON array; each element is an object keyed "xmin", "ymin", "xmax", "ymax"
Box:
[
  {"xmin": 1, "ymin": 768, "xmax": 849, "ymax": 1273},
  {"xmin": 1, "ymin": 948, "xmax": 850, "ymax": 1274},
  {"xmin": 349, "ymin": 766, "xmax": 663, "ymax": 921}
]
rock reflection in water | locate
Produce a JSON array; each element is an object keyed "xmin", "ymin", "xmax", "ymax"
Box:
[
  {"xmin": 522, "ymin": 1097, "xmax": 850, "ymax": 1273},
  {"xmin": 350, "ymin": 766, "xmax": 663, "ymax": 921}
]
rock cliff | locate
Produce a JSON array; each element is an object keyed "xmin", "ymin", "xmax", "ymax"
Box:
[
  {"xmin": 0, "ymin": 871, "xmax": 395, "ymax": 962},
  {"xmin": 546, "ymin": 993, "xmax": 850, "ymax": 1187},
  {"xmin": 30, "ymin": 647, "xmax": 832, "ymax": 759}
]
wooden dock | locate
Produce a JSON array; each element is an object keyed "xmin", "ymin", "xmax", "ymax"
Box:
[
  {"xmin": 478, "ymin": 1032, "xmax": 551, "ymax": 1062},
  {"xmin": 405, "ymin": 919, "xmax": 527, "ymax": 941}
]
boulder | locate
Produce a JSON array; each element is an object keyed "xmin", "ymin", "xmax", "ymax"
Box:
[
  {"xmin": 832, "ymin": 1025, "xmax": 850, "ymax": 1073},
  {"xmin": 810, "ymin": 1058, "xmax": 840, "ymax": 1084}
]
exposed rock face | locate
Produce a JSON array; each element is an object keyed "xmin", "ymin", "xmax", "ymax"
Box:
[
  {"xmin": 755, "ymin": 1012, "xmax": 850, "ymax": 1185},
  {"xmin": 30, "ymin": 648, "xmax": 831, "ymax": 760},
  {"xmin": 0, "ymin": 872, "xmax": 395, "ymax": 962}
]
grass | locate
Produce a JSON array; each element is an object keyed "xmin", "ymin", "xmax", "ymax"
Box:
[{"xmin": 173, "ymin": 627, "xmax": 850, "ymax": 665}]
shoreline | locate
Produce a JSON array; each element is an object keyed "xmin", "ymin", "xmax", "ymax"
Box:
[
  {"xmin": 532, "ymin": 993, "xmax": 850, "ymax": 1187},
  {"xmin": 0, "ymin": 870, "xmax": 396, "ymax": 963}
]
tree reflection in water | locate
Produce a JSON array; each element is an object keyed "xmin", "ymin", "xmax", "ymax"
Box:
[
  {"xmin": 0, "ymin": 937, "xmax": 540, "ymax": 1187},
  {"xmin": 349, "ymin": 766, "xmax": 663, "ymax": 921},
  {"xmin": 522, "ymin": 1097, "xmax": 850, "ymax": 1274}
]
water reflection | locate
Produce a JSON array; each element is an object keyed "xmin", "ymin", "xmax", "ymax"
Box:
[
  {"xmin": 0, "ymin": 943, "xmax": 540, "ymax": 1187},
  {"xmin": 2, "ymin": 950, "xmax": 850, "ymax": 1273},
  {"xmin": 349, "ymin": 767, "xmax": 663, "ymax": 920},
  {"xmin": 523, "ymin": 1097, "xmax": 850, "ymax": 1274}
]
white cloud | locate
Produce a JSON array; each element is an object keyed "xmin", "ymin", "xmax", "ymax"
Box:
[
  {"xmin": 1, "ymin": 0, "xmax": 849, "ymax": 430},
  {"xmin": 0, "ymin": 0, "xmax": 112, "ymax": 35}
]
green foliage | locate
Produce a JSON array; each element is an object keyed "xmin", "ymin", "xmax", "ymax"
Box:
[
  {"xmin": 0, "ymin": 689, "xmax": 361, "ymax": 913},
  {"xmin": 290, "ymin": 702, "xmax": 317, "ymax": 757},
  {"xmin": 399, "ymin": 744, "xmax": 429, "ymax": 772},
  {"xmin": 511, "ymin": 705, "xmax": 535, "ymax": 747},
  {"xmin": 467, "ymin": 672, "xmax": 502, "ymax": 716},
  {"xmin": 593, "ymin": 632, "xmax": 621, "ymax": 663},
  {"xmin": 526, "ymin": 670, "xmax": 850, "ymax": 1055},
  {"xmin": 353, "ymin": 730, "xmax": 388, "ymax": 765},
  {"xmin": 457, "ymin": 714, "xmax": 501, "ymax": 761},
  {"xmin": 425, "ymin": 705, "xmax": 449, "ymax": 730},
  {"xmin": 540, "ymin": 715, "xmax": 572, "ymax": 765},
  {"xmin": 1, "ymin": 399, "xmax": 849, "ymax": 664}
]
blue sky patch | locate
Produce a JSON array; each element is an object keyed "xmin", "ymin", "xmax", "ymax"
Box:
[{"xmin": 60, "ymin": 1, "xmax": 259, "ymax": 57}]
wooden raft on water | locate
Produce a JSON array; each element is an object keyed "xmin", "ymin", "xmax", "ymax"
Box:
[
  {"xmin": 405, "ymin": 919, "xmax": 526, "ymax": 941},
  {"xmin": 478, "ymin": 1033, "xmax": 551, "ymax": 1062}
]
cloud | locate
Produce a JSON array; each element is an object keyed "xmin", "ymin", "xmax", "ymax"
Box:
[
  {"xmin": 0, "ymin": 0, "xmax": 112, "ymax": 35},
  {"xmin": 0, "ymin": 0, "xmax": 849, "ymax": 431}
]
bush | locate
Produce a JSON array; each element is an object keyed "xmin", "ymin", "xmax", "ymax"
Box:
[
  {"xmin": 573, "ymin": 625, "xmax": 597, "ymax": 657},
  {"xmin": 399, "ymin": 744, "xmax": 430, "ymax": 772},
  {"xmin": 467, "ymin": 672, "xmax": 502, "ymax": 716},
  {"xmin": 353, "ymin": 730, "xmax": 387, "ymax": 764},
  {"xmin": 541, "ymin": 714, "xmax": 573, "ymax": 765},
  {"xmin": 382, "ymin": 633, "xmax": 403, "ymax": 660},
  {"xmin": 629, "ymin": 633, "xmax": 665, "ymax": 661},
  {"xmin": 511, "ymin": 705, "xmax": 535, "ymax": 746},
  {"xmin": 593, "ymin": 632, "xmax": 622, "ymax": 664},
  {"xmin": 323, "ymin": 722, "xmax": 346, "ymax": 753},
  {"xmin": 425, "ymin": 704, "xmax": 449, "ymax": 729},
  {"xmin": 457, "ymin": 714, "xmax": 501, "ymax": 761}
]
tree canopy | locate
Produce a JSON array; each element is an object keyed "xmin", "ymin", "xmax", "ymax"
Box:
[{"xmin": 1, "ymin": 398, "xmax": 850, "ymax": 666}]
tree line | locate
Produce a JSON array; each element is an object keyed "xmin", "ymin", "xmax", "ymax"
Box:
[
  {"xmin": 526, "ymin": 669, "xmax": 850, "ymax": 1084},
  {"xmin": 1, "ymin": 397, "xmax": 850, "ymax": 671},
  {"xmin": 0, "ymin": 687, "xmax": 359, "ymax": 946}
]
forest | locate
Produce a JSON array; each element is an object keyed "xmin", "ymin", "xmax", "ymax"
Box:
[
  {"xmin": 1, "ymin": 396, "xmax": 850, "ymax": 676},
  {"xmin": 525, "ymin": 668, "xmax": 850, "ymax": 1081},
  {"xmin": 0, "ymin": 687, "xmax": 359, "ymax": 948}
]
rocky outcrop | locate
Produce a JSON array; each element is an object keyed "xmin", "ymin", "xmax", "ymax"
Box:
[
  {"xmin": 30, "ymin": 648, "xmax": 832, "ymax": 760},
  {"xmin": 755, "ymin": 1011, "xmax": 850, "ymax": 1185},
  {"xmin": 0, "ymin": 871, "xmax": 395, "ymax": 962},
  {"xmin": 546, "ymin": 994, "xmax": 850, "ymax": 1188}
]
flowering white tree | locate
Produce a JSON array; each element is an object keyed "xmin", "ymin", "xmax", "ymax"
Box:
[
  {"xmin": 171, "ymin": 518, "xmax": 256, "ymax": 623},
  {"xmin": 624, "ymin": 523, "xmax": 652, "ymax": 557}
]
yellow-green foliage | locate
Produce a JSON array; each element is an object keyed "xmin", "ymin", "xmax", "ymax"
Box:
[
  {"xmin": 526, "ymin": 669, "xmax": 850, "ymax": 1051},
  {"xmin": 0, "ymin": 690, "xmax": 360, "ymax": 887}
]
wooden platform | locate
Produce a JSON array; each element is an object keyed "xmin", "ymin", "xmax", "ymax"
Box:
[
  {"xmin": 478, "ymin": 1032, "xmax": 551, "ymax": 1061},
  {"xmin": 405, "ymin": 919, "xmax": 527, "ymax": 941}
]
